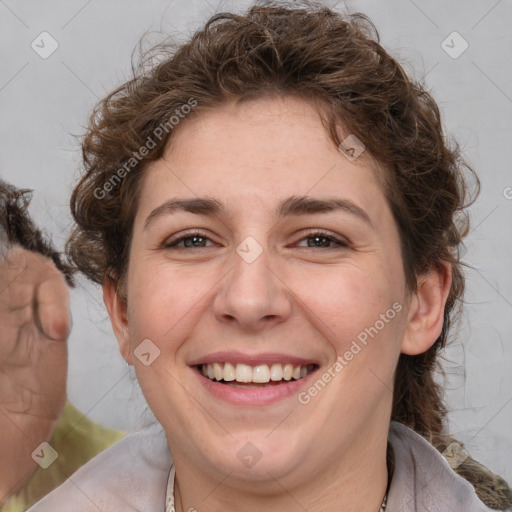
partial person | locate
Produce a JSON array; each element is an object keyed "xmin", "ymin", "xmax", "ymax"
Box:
[{"xmin": 0, "ymin": 179, "xmax": 124, "ymax": 512}]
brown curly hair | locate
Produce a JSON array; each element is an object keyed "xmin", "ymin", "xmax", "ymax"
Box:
[{"xmin": 66, "ymin": 1, "xmax": 511, "ymax": 508}]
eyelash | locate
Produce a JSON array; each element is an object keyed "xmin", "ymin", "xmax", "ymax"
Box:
[{"xmin": 164, "ymin": 229, "xmax": 349, "ymax": 250}]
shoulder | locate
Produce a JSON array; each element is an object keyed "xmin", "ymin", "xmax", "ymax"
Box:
[
  {"xmin": 26, "ymin": 426, "xmax": 172, "ymax": 512},
  {"xmin": 387, "ymin": 422, "xmax": 498, "ymax": 512}
]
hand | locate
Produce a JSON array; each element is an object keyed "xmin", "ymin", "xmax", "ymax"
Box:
[{"xmin": 0, "ymin": 246, "xmax": 70, "ymax": 499}]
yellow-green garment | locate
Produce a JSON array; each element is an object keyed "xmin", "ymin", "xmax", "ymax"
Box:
[{"xmin": 3, "ymin": 402, "xmax": 124, "ymax": 512}]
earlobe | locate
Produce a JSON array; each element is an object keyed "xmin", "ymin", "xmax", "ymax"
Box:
[
  {"xmin": 401, "ymin": 261, "xmax": 452, "ymax": 356},
  {"xmin": 102, "ymin": 277, "xmax": 133, "ymax": 365}
]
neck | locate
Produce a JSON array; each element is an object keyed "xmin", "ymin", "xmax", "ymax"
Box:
[{"xmin": 171, "ymin": 423, "xmax": 389, "ymax": 512}]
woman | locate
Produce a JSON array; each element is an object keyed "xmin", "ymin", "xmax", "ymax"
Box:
[{"xmin": 28, "ymin": 1, "xmax": 511, "ymax": 511}]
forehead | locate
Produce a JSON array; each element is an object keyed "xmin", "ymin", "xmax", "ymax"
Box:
[{"xmin": 137, "ymin": 95, "xmax": 389, "ymax": 223}]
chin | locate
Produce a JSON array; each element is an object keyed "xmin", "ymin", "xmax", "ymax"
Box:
[{"xmin": 201, "ymin": 431, "xmax": 307, "ymax": 482}]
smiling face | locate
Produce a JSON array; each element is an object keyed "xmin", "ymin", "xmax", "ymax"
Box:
[{"xmin": 104, "ymin": 95, "xmax": 448, "ymax": 495}]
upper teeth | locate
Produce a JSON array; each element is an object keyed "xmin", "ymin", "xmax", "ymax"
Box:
[{"xmin": 200, "ymin": 363, "xmax": 314, "ymax": 383}]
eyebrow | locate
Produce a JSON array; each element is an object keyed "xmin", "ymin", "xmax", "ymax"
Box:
[{"xmin": 144, "ymin": 195, "xmax": 373, "ymax": 230}]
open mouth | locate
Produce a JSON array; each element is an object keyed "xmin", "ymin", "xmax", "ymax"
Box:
[{"xmin": 196, "ymin": 362, "xmax": 319, "ymax": 388}]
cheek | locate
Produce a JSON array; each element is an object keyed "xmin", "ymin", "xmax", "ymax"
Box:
[
  {"xmin": 291, "ymin": 263, "xmax": 398, "ymax": 344},
  {"xmin": 126, "ymin": 260, "xmax": 192, "ymax": 334},
  {"xmin": 125, "ymin": 258, "xmax": 218, "ymax": 368}
]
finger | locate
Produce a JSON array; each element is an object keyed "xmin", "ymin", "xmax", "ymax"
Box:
[{"xmin": 36, "ymin": 273, "xmax": 71, "ymax": 341}]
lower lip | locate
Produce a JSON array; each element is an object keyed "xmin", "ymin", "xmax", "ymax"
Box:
[{"xmin": 193, "ymin": 367, "xmax": 317, "ymax": 406}]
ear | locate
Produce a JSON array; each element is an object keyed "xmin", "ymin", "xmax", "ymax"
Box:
[
  {"xmin": 401, "ymin": 261, "xmax": 452, "ymax": 356},
  {"xmin": 103, "ymin": 277, "xmax": 133, "ymax": 365}
]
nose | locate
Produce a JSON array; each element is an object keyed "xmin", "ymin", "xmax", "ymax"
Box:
[{"xmin": 213, "ymin": 242, "xmax": 292, "ymax": 332}]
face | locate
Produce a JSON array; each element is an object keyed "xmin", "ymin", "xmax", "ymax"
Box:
[{"xmin": 106, "ymin": 95, "xmax": 439, "ymax": 489}]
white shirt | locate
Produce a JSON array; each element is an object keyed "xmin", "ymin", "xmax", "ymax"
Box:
[{"xmin": 27, "ymin": 422, "xmax": 494, "ymax": 512}]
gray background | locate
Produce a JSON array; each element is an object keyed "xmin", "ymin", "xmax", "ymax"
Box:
[{"xmin": 1, "ymin": 0, "xmax": 511, "ymax": 482}]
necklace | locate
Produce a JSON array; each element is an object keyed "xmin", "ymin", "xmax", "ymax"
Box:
[
  {"xmin": 379, "ymin": 492, "xmax": 388, "ymax": 511},
  {"xmin": 166, "ymin": 465, "xmax": 388, "ymax": 512}
]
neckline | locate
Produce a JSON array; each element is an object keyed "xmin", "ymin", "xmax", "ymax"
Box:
[{"xmin": 165, "ymin": 464, "xmax": 387, "ymax": 512}]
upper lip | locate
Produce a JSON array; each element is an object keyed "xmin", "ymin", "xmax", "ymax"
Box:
[{"xmin": 188, "ymin": 351, "xmax": 321, "ymax": 367}]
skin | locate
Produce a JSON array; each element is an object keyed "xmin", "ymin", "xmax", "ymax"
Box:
[
  {"xmin": 0, "ymin": 246, "xmax": 70, "ymax": 501},
  {"xmin": 104, "ymin": 95, "xmax": 451, "ymax": 512}
]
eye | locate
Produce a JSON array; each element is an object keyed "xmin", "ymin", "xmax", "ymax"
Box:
[
  {"xmin": 295, "ymin": 230, "xmax": 349, "ymax": 249},
  {"xmin": 163, "ymin": 229, "xmax": 349, "ymax": 250},
  {"xmin": 164, "ymin": 230, "xmax": 216, "ymax": 248}
]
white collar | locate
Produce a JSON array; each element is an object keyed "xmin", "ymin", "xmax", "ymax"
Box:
[{"xmin": 28, "ymin": 421, "xmax": 492, "ymax": 512}]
